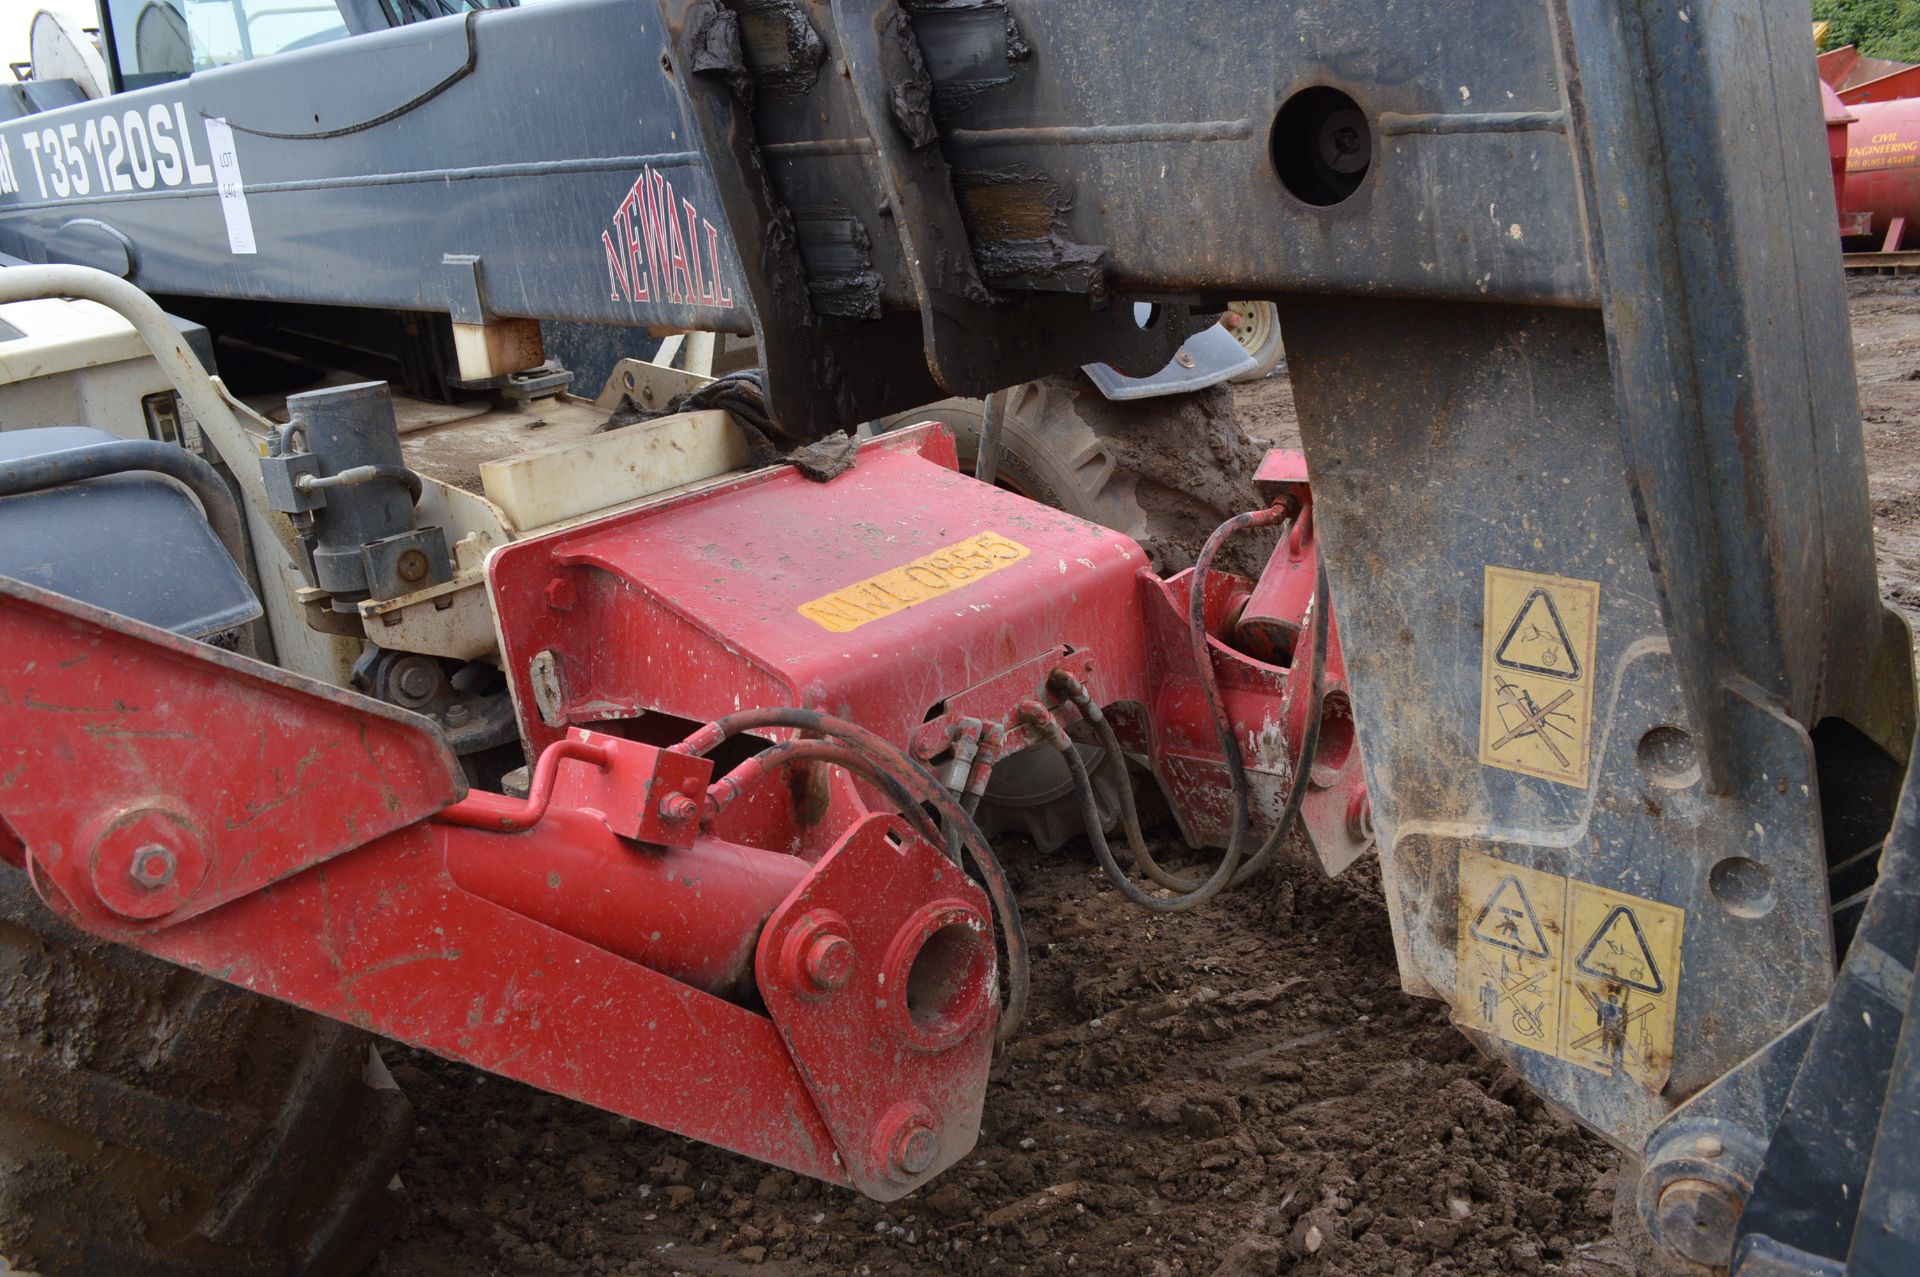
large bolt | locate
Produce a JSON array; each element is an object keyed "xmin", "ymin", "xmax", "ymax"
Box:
[
  {"xmin": 1347, "ymin": 790, "xmax": 1374, "ymax": 842},
  {"xmin": 129, "ymin": 844, "xmax": 176, "ymax": 890},
  {"xmin": 803, "ymin": 933, "xmax": 855, "ymax": 993},
  {"xmin": 1653, "ymin": 1177, "xmax": 1744, "ymax": 1267},
  {"xmin": 395, "ymin": 660, "xmax": 438, "ymax": 704},
  {"xmin": 657, "ymin": 792, "xmax": 701, "ymax": 824},
  {"xmin": 396, "ymin": 548, "xmax": 431, "ymax": 584},
  {"xmin": 888, "ymin": 1113, "xmax": 939, "ymax": 1178}
]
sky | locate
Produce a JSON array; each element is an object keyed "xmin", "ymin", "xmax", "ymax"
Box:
[{"xmin": 4, "ymin": 1, "xmax": 108, "ymax": 81}]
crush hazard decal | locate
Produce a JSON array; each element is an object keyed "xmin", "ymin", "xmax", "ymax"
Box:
[
  {"xmin": 1479, "ymin": 566, "xmax": 1600, "ymax": 787},
  {"xmin": 1457, "ymin": 855, "xmax": 1566, "ymax": 1054},
  {"xmin": 601, "ymin": 164, "xmax": 734, "ymax": 311},
  {"xmin": 799, "ymin": 532, "xmax": 1030, "ymax": 633},
  {"xmin": 1456, "ymin": 851, "xmax": 1685, "ymax": 1089}
]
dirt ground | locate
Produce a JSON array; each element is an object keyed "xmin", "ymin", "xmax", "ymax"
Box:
[{"xmin": 375, "ymin": 283, "xmax": 1920, "ymax": 1277}]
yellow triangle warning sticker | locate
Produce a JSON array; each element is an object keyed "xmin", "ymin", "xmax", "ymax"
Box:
[
  {"xmin": 1494, "ymin": 587, "xmax": 1582, "ymax": 680},
  {"xmin": 1471, "ymin": 875, "xmax": 1551, "ymax": 959},
  {"xmin": 1456, "ymin": 854, "xmax": 1564, "ymax": 1054},
  {"xmin": 1560, "ymin": 885, "xmax": 1684, "ymax": 1087},
  {"xmin": 1479, "ymin": 567, "xmax": 1600, "ymax": 787},
  {"xmin": 1574, "ymin": 905, "xmax": 1665, "ymax": 994},
  {"xmin": 1454, "ymin": 852, "xmax": 1686, "ymax": 1092}
]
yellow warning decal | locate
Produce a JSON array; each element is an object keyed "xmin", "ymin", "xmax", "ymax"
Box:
[
  {"xmin": 1456, "ymin": 851, "xmax": 1685, "ymax": 1089},
  {"xmin": 799, "ymin": 532, "xmax": 1030, "ymax": 633},
  {"xmin": 1458, "ymin": 854, "xmax": 1567, "ymax": 1054},
  {"xmin": 1479, "ymin": 566, "xmax": 1600, "ymax": 788},
  {"xmin": 1560, "ymin": 881, "xmax": 1684, "ymax": 1087}
]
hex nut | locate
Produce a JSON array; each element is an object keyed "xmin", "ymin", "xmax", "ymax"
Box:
[
  {"xmin": 890, "ymin": 1114, "xmax": 939, "ymax": 1177},
  {"xmin": 129, "ymin": 844, "xmax": 177, "ymax": 890},
  {"xmin": 657, "ymin": 792, "xmax": 701, "ymax": 824}
]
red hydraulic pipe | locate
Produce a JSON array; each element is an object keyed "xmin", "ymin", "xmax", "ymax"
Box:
[
  {"xmin": 441, "ymin": 807, "xmax": 808, "ymax": 999},
  {"xmin": 437, "ymin": 737, "xmax": 613, "ymax": 831}
]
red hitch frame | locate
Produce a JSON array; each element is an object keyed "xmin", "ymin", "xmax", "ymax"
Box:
[{"xmin": 0, "ymin": 579, "xmax": 995, "ymax": 1199}]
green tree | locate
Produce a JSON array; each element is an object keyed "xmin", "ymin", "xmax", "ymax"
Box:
[{"xmin": 1814, "ymin": 0, "xmax": 1920, "ymax": 63}]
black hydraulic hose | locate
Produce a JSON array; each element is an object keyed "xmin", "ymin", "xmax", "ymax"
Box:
[
  {"xmin": 1050, "ymin": 554, "xmax": 1331, "ymax": 905},
  {"xmin": 1046, "ymin": 672, "xmax": 1196, "ymax": 893},
  {"xmin": 710, "ymin": 738, "xmax": 952, "ymax": 857},
  {"xmin": 679, "ymin": 706, "xmax": 1029, "ymax": 1042},
  {"xmin": 1022, "ymin": 698, "xmax": 1243, "ymax": 913},
  {"xmin": 295, "ymin": 463, "xmax": 424, "ymax": 503},
  {"xmin": 0, "ymin": 438, "xmax": 250, "ymax": 577},
  {"xmin": 1179, "ymin": 507, "xmax": 1292, "ymax": 884},
  {"xmin": 215, "ymin": 9, "xmax": 484, "ymax": 141}
]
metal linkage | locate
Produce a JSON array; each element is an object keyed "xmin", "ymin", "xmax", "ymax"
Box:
[{"xmin": 0, "ymin": 576, "xmax": 998, "ymax": 1201}]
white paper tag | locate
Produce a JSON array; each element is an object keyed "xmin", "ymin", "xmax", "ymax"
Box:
[{"xmin": 202, "ymin": 118, "xmax": 257, "ymax": 255}]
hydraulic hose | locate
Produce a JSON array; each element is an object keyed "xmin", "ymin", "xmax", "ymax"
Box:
[
  {"xmin": 1148, "ymin": 505, "xmax": 1291, "ymax": 896},
  {"xmin": 1223, "ymin": 557, "xmax": 1332, "ymax": 885},
  {"xmin": 1044, "ymin": 544, "xmax": 1332, "ymax": 908},
  {"xmin": 1045, "ymin": 672, "xmax": 1194, "ymax": 893},
  {"xmin": 1021, "ymin": 697, "xmax": 1241, "ymax": 913},
  {"xmin": 705, "ymin": 738, "xmax": 949, "ymax": 855}
]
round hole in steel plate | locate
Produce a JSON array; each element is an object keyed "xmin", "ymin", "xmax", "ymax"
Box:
[
  {"xmin": 905, "ymin": 922, "xmax": 990, "ymax": 1037},
  {"xmin": 1709, "ymin": 856, "xmax": 1777, "ymax": 919},
  {"xmin": 1637, "ymin": 725, "xmax": 1701, "ymax": 790}
]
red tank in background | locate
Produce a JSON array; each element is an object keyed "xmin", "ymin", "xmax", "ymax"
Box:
[{"xmin": 1821, "ymin": 47, "xmax": 1920, "ymax": 251}]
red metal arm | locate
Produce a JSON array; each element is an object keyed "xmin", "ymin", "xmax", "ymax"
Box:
[{"xmin": 0, "ymin": 579, "xmax": 994, "ymax": 1199}]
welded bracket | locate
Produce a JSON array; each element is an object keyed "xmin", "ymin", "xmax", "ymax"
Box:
[{"xmin": 757, "ymin": 811, "xmax": 997, "ymax": 1200}]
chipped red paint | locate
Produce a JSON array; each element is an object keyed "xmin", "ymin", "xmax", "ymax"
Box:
[
  {"xmin": 0, "ymin": 437, "xmax": 1359, "ymax": 1199},
  {"xmin": 492, "ymin": 427, "xmax": 1361, "ymax": 872},
  {"xmin": 0, "ymin": 579, "xmax": 988, "ymax": 1199}
]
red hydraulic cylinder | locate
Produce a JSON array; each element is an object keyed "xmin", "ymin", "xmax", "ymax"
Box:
[{"xmin": 441, "ymin": 793, "xmax": 808, "ymax": 1001}]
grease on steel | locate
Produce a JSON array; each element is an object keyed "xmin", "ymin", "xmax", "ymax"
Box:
[
  {"xmin": 1456, "ymin": 851, "xmax": 1686, "ymax": 1091},
  {"xmin": 798, "ymin": 532, "xmax": 1030, "ymax": 632}
]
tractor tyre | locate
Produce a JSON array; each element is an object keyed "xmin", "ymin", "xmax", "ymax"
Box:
[
  {"xmin": 0, "ymin": 865, "xmax": 412, "ymax": 1277},
  {"xmin": 1224, "ymin": 300, "xmax": 1287, "ymax": 382},
  {"xmin": 881, "ymin": 372, "xmax": 1270, "ymax": 574}
]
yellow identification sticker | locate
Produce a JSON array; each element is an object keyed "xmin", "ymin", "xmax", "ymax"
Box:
[
  {"xmin": 1456, "ymin": 851, "xmax": 1685, "ymax": 1089},
  {"xmin": 799, "ymin": 532, "xmax": 1030, "ymax": 633},
  {"xmin": 1479, "ymin": 566, "xmax": 1600, "ymax": 788}
]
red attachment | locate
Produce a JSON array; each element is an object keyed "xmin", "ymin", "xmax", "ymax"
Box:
[
  {"xmin": 0, "ymin": 578, "xmax": 995, "ymax": 1195},
  {"xmin": 0, "ymin": 430, "xmax": 1372, "ymax": 1202},
  {"xmin": 487, "ymin": 424, "xmax": 1155, "ymax": 759},
  {"xmin": 491, "ymin": 428, "xmax": 1363, "ymax": 875},
  {"xmin": 756, "ymin": 812, "xmax": 996, "ymax": 1197},
  {"xmin": 1138, "ymin": 454, "xmax": 1371, "ymax": 875},
  {"xmin": 0, "ymin": 578, "xmax": 462, "ymax": 930}
]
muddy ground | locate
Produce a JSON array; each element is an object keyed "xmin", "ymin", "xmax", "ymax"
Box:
[{"xmin": 376, "ymin": 283, "xmax": 1920, "ymax": 1277}]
